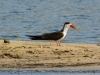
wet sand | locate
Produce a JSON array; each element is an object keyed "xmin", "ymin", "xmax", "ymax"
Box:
[{"xmin": 0, "ymin": 40, "xmax": 100, "ymax": 70}]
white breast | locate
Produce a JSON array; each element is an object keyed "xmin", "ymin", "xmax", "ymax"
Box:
[
  {"xmin": 59, "ymin": 32, "xmax": 67, "ymax": 41},
  {"xmin": 58, "ymin": 24, "xmax": 70, "ymax": 41}
]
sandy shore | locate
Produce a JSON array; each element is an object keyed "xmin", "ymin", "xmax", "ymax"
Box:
[{"xmin": 0, "ymin": 40, "xmax": 100, "ymax": 70}]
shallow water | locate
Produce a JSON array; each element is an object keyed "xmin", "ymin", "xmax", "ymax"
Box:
[
  {"xmin": 0, "ymin": 0, "xmax": 100, "ymax": 43},
  {"xmin": 0, "ymin": 70, "xmax": 100, "ymax": 75}
]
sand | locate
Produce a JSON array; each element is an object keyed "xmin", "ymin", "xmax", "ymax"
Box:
[{"xmin": 0, "ymin": 40, "xmax": 100, "ymax": 70}]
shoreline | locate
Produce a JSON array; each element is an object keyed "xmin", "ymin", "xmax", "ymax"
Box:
[{"xmin": 0, "ymin": 40, "xmax": 100, "ymax": 70}]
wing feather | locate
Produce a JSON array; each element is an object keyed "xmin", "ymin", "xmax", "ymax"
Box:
[{"xmin": 42, "ymin": 32, "xmax": 63, "ymax": 40}]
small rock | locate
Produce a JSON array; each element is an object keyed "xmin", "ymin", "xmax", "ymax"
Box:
[
  {"xmin": 2, "ymin": 38, "xmax": 10, "ymax": 43},
  {"xmin": 39, "ymin": 45, "xmax": 43, "ymax": 48}
]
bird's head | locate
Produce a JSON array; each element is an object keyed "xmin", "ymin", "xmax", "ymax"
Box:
[{"xmin": 64, "ymin": 22, "xmax": 78, "ymax": 30}]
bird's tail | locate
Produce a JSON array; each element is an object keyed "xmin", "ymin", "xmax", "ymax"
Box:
[{"xmin": 25, "ymin": 35, "xmax": 43, "ymax": 40}]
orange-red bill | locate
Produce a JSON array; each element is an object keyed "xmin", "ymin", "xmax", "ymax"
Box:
[{"xmin": 70, "ymin": 25, "xmax": 78, "ymax": 30}]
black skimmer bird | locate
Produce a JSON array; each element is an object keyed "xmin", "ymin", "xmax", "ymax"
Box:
[{"xmin": 26, "ymin": 22, "xmax": 78, "ymax": 46}]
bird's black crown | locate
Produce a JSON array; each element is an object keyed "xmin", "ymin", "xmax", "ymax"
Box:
[{"xmin": 64, "ymin": 22, "xmax": 70, "ymax": 25}]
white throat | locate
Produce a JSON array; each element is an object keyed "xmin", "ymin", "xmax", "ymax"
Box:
[
  {"xmin": 59, "ymin": 24, "xmax": 70, "ymax": 40},
  {"xmin": 63, "ymin": 24, "xmax": 70, "ymax": 33},
  {"xmin": 63, "ymin": 24, "xmax": 70, "ymax": 35}
]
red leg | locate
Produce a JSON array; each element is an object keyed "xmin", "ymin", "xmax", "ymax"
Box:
[
  {"xmin": 56, "ymin": 41, "xmax": 60, "ymax": 46},
  {"xmin": 58, "ymin": 41, "xmax": 61, "ymax": 46},
  {"xmin": 56, "ymin": 41, "xmax": 58, "ymax": 46}
]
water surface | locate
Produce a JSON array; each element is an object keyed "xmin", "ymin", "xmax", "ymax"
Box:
[
  {"xmin": 0, "ymin": 70, "xmax": 100, "ymax": 75},
  {"xmin": 0, "ymin": 0, "xmax": 100, "ymax": 43}
]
